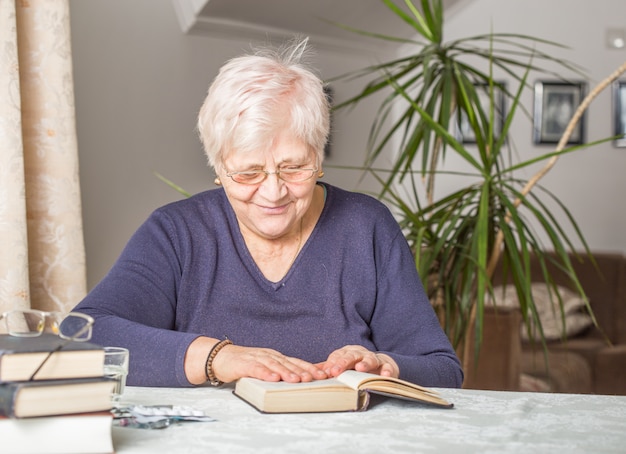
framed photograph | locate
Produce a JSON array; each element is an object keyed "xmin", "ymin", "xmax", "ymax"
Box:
[
  {"xmin": 457, "ymin": 82, "xmax": 506, "ymax": 144},
  {"xmin": 533, "ymin": 81, "xmax": 586, "ymax": 145},
  {"xmin": 613, "ymin": 80, "xmax": 626, "ymax": 148}
]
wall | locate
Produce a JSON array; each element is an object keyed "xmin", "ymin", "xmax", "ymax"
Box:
[
  {"xmin": 69, "ymin": 0, "xmax": 381, "ymax": 289},
  {"xmin": 439, "ymin": 0, "xmax": 626, "ymax": 254},
  {"xmin": 69, "ymin": 0, "xmax": 626, "ymax": 290}
]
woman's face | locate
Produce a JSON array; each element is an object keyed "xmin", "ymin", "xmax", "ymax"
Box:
[{"xmin": 219, "ymin": 131, "xmax": 319, "ymax": 241}]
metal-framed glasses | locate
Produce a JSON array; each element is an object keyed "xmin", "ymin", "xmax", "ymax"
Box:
[
  {"xmin": 225, "ymin": 167, "xmax": 319, "ymax": 185},
  {"xmin": 0, "ymin": 310, "xmax": 94, "ymax": 381}
]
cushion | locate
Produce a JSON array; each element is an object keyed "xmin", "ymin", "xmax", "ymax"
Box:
[
  {"xmin": 488, "ymin": 284, "xmax": 594, "ymax": 341},
  {"xmin": 519, "ymin": 373, "xmax": 552, "ymax": 392},
  {"xmin": 521, "ymin": 350, "xmax": 593, "ymax": 393}
]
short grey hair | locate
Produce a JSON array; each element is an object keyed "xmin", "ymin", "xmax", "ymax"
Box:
[{"xmin": 197, "ymin": 37, "xmax": 330, "ymax": 172}]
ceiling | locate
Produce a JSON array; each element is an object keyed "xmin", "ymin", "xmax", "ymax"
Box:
[{"xmin": 172, "ymin": 0, "xmax": 470, "ymax": 53}]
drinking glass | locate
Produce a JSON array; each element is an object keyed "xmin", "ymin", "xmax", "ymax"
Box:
[{"xmin": 103, "ymin": 346, "xmax": 129, "ymax": 402}]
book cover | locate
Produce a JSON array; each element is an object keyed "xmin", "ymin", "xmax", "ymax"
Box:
[
  {"xmin": 234, "ymin": 370, "xmax": 454, "ymax": 414},
  {"xmin": 0, "ymin": 377, "xmax": 114, "ymax": 418},
  {"xmin": 0, "ymin": 411, "xmax": 113, "ymax": 454},
  {"xmin": 0, "ymin": 334, "xmax": 105, "ymax": 382}
]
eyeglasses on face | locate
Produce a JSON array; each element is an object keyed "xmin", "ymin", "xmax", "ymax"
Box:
[{"xmin": 225, "ymin": 167, "xmax": 319, "ymax": 185}]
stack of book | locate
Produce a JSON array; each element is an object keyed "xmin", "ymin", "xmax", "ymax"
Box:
[{"xmin": 0, "ymin": 333, "xmax": 115, "ymax": 454}]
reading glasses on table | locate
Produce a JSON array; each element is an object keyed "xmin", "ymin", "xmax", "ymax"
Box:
[{"xmin": 0, "ymin": 309, "xmax": 94, "ymax": 380}]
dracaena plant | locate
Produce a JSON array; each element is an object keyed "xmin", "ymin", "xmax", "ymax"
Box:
[{"xmin": 330, "ymin": 0, "xmax": 619, "ymax": 358}]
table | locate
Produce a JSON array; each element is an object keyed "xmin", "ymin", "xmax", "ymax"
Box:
[{"xmin": 112, "ymin": 384, "xmax": 626, "ymax": 453}]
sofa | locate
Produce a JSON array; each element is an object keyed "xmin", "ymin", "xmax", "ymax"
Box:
[{"xmin": 463, "ymin": 252, "xmax": 626, "ymax": 395}]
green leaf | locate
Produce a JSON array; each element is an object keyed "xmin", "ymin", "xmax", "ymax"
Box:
[{"xmin": 154, "ymin": 172, "xmax": 192, "ymax": 198}]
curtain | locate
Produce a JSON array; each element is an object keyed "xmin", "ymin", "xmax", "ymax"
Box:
[{"xmin": 0, "ymin": 0, "xmax": 86, "ymax": 316}]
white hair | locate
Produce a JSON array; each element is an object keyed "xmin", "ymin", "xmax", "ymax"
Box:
[{"xmin": 197, "ymin": 37, "xmax": 330, "ymax": 172}]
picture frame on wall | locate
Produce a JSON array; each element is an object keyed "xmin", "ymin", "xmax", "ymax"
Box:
[
  {"xmin": 613, "ymin": 80, "xmax": 626, "ymax": 148},
  {"xmin": 456, "ymin": 82, "xmax": 506, "ymax": 144},
  {"xmin": 533, "ymin": 81, "xmax": 586, "ymax": 145}
]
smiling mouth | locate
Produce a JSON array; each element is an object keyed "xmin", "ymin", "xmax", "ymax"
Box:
[{"xmin": 257, "ymin": 203, "xmax": 290, "ymax": 214}]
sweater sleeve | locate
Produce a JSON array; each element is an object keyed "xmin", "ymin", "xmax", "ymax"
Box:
[
  {"xmin": 73, "ymin": 208, "xmax": 200, "ymax": 387},
  {"xmin": 370, "ymin": 222, "xmax": 463, "ymax": 388}
]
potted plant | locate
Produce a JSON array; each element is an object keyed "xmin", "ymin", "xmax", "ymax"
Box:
[{"xmin": 330, "ymin": 0, "xmax": 623, "ymax": 364}]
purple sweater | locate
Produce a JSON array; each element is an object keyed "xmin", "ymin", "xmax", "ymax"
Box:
[{"xmin": 74, "ymin": 183, "xmax": 462, "ymax": 388}]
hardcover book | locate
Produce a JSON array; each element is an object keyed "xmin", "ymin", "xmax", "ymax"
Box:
[
  {"xmin": 0, "ymin": 411, "xmax": 113, "ymax": 454},
  {"xmin": 0, "ymin": 334, "xmax": 105, "ymax": 382},
  {"xmin": 0, "ymin": 377, "xmax": 114, "ymax": 418},
  {"xmin": 234, "ymin": 370, "xmax": 453, "ymax": 413}
]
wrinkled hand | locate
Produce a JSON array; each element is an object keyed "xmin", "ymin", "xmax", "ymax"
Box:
[
  {"xmin": 317, "ymin": 345, "xmax": 400, "ymax": 379},
  {"xmin": 211, "ymin": 344, "xmax": 328, "ymax": 384}
]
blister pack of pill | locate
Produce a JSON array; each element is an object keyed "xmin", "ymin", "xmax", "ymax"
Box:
[{"xmin": 113, "ymin": 405, "xmax": 215, "ymax": 429}]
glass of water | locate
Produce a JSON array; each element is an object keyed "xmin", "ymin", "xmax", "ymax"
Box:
[{"xmin": 103, "ymin": 346, "xmax": 129, "ymax": 403}]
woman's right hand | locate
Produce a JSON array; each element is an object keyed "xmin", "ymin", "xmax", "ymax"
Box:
[{"xmin": 185, "ymin": 337, "xmax": 327, "ymax": 385}]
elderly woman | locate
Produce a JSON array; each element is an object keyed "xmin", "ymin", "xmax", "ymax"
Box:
[{"xmin": 73, "ymin": 38, "xmax": 463, "ymax": 389}]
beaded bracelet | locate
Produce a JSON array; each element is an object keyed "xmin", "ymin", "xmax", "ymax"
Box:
[{"xmin": 205, "ymin": 338, "xmax": 233, "ymax": 386}]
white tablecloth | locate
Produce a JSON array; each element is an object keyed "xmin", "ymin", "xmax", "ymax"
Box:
[{"xmin": 112, "ymin": 384, "xmax": 626, "ymax": 453}]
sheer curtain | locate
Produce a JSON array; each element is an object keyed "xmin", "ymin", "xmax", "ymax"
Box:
[{"xmin": 0, "ymin": 0, "xmax": 86, "ymax": 316}]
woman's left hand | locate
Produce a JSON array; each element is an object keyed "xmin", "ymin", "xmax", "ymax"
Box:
[{"xmin": 317, "ymin": 345, "xmax": 399, "ymax": 379}]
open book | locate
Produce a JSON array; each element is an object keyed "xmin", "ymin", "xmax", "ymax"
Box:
[{"xmin": 234, "ymin": 370, "xmax": 453, "ymax": 413}]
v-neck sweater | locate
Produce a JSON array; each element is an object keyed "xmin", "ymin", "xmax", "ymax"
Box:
[{"xmin": 74, "ymin": 183, "xmax": 462, "ymax": 388}]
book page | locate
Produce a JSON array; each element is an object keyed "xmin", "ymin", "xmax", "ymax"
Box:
[
  {"xmin": 244, "ymin": 377, "xmax": 348, "ymax": 392},
  {"xmin": 338, "ymin": 371, "xmax": 437, "ymax": 394},
  {"xmin": 335, "ymin": 370, "xmax": 377, "ymax": 390},
  {"xmin": 234, "ymin": 377, "xmax": 364, "ymax": 413},
  {"xmin": 336, "ymin": 371, "xmax": 452, "ymax": 408}
]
